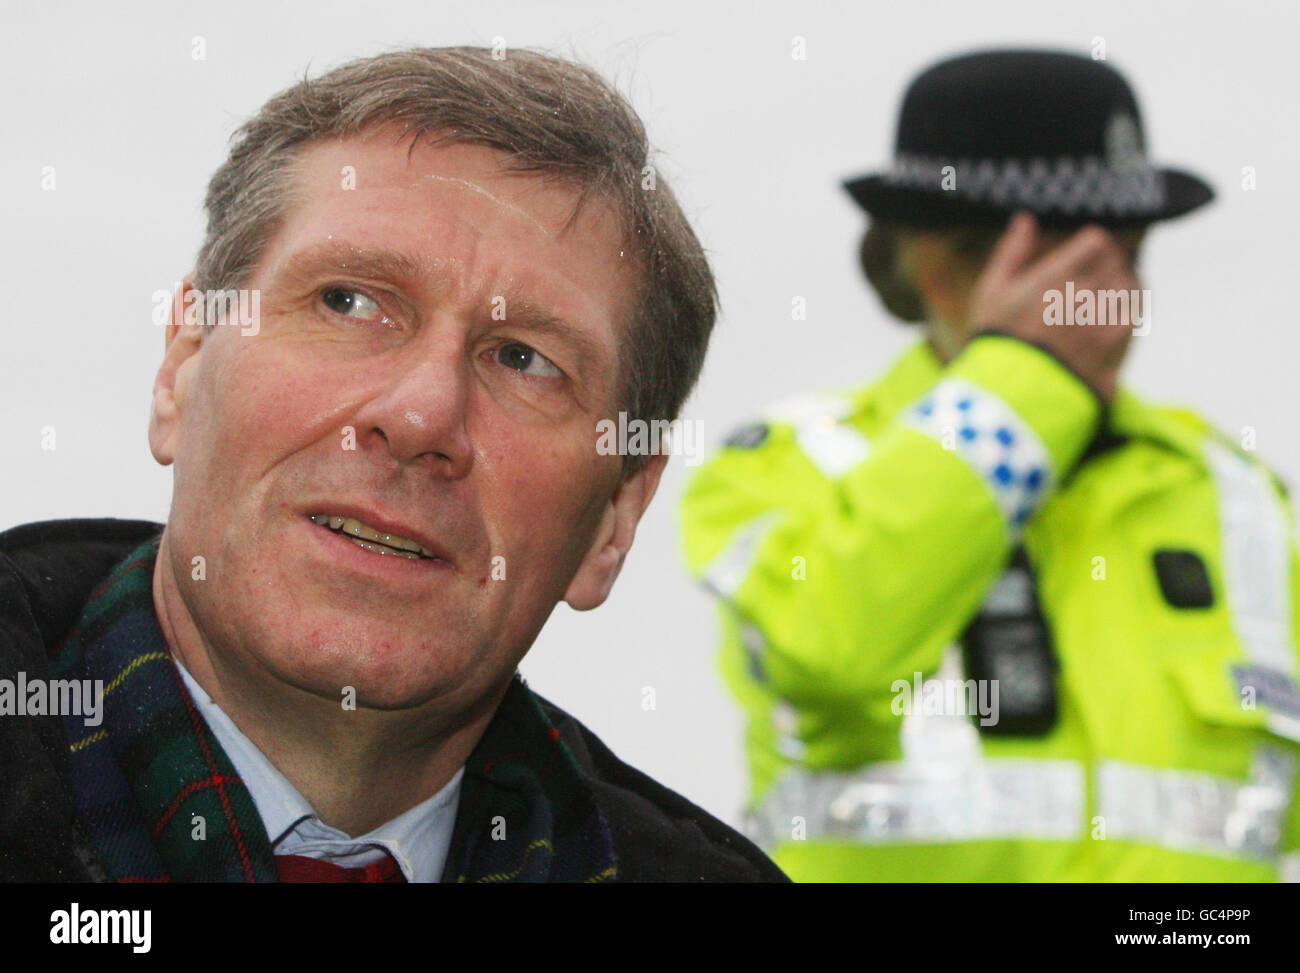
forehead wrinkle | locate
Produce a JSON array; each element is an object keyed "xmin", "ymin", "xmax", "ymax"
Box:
[{"xmin": 422, "ymin": 173, "xmax": 554, "ymax": 238}]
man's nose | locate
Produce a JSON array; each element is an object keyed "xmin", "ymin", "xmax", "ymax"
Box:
[{"xmin": 352, "ymin": 326, "xmax": 474, "ymax": 479}]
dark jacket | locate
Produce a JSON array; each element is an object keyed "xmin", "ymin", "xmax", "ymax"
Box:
[{"xmin": 0, "ymin": 518, "xmax": 788, "ymax": 883}]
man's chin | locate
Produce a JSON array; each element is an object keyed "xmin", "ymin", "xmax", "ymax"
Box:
[
  {"xmin": 255, "ymin": 634, "xmax": 478, "ymax": 713},
  {"xmin": 277, "ymin": 667, "xmax": 472, "ymax": 714}
]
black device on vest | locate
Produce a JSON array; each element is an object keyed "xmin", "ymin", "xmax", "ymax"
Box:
[{"xmin": 960, "ymin": 545, "xmax": 1060, "ymax": 736}]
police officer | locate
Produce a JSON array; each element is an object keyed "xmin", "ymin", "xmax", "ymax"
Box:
[{"xmin": 680, "ymin": 50, "xmax": 1300, "ymax": 881}]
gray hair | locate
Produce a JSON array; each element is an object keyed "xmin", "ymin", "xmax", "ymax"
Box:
[{"xmin": 194, "ymin": 46, "xmax": 717, "ymax": 469}]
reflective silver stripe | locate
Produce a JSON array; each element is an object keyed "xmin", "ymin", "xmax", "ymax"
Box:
[
  {"xmin": 699, "ymin": 517, "xmax": 785, "ymax": 685},
  {"xmin": 1206, "ymin": 439, "xmax": 1295, "ymax": 677},
  {"xmin": 751, "ymin": 759, "xmax": 1085, "ymax": 846},
  {"xmin": 1097, "ymin": 749, "xmax": 1294, "ymax": 860},
  {"xmin": 699, "ymin": 512, "xmax": 782, "ymax": 602},
  {"xmin": 1206, "ymin": 439, "xmax": 1300, "ymax": 740},
  {"xmin": 749, "ymin": 651, "xmax": 1087, "ymax": 846},
  {"xmin": 771, "ymin": 700, "xmax": 806, "ymax": 761},
  {"xmin": 759, "ymin": 392, "xmax": 870, "ymax": 479},
  {"xmin": 764, "ymin": 392, "xmax": 854, "ymax": 425},
  {"xmin": 793, "ymin": 416, "xmax": 871, "ymax": 478},
  {"xmin": 753, "ymin": 751, "xmax": 1293, "ymax": 865}
]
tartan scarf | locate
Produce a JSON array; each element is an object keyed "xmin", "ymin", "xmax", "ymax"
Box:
[{"xmin": 50, "ymin": 531, "xmax": 618, "ymax": 883}]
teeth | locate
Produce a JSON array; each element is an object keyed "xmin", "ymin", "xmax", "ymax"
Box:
[
  {"xmin": 345, "ymin": 535, "xmax": 422, "ymax": 560},
  {"xmin": 310, "ymin": 513, "xmax": 437, "ymax": 559}
]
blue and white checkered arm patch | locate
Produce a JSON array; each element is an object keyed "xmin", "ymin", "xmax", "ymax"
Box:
[{"xmin": 903, "ymin": 378, "xmax": 1054, "ymax": 529}]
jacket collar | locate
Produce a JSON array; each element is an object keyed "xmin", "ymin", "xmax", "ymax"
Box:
[{"xmin": 52, "ymin": 530, "xmax": 617, "ymax": 882}]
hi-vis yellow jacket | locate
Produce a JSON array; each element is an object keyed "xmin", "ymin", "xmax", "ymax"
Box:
[{"xmin": 679, "ymin": 334, "xmax": 1300, "ymax": 881}]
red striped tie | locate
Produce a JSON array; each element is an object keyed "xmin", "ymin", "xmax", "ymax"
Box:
[{"xmin": 275, "ymin": 853, "xmax": 407, "ymax": 883}]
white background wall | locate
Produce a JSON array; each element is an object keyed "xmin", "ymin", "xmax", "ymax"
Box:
[{"xmin": 3, "ymin": 0, "xmax": 1296, "ymax": 829}]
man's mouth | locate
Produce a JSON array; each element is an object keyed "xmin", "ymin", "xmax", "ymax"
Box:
[{"xmin": 308, "ymin": 514, "xmax": 441, "ymax": 561}]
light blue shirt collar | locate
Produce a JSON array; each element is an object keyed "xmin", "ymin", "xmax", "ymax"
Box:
[{"xmin": 171, "ymin": 653, "xmax": 462, "ymax": 883}]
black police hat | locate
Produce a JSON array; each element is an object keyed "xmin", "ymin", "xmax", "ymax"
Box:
[{"xmin": 843, "ymin": 49, "xmax": 1215, "ymax": 229}]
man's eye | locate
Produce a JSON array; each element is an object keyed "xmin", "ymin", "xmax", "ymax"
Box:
[
  {"xmin": 496, "ymin": 342, "xmax": 562, "ymax": 378},
  {"xmin": 322, "ymin": 287, "xmax": 388, "ymax": 323}
]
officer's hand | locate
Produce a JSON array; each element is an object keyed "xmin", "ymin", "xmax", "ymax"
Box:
[{"xmin": 967, "ymin": 211, "xmax": 1139, "ymax": 406}]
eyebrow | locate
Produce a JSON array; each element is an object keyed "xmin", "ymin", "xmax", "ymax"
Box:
[
  {"xmin": 274, "ymin": 241, "xmax": 430, "ymax": 292},
  {"xmin": 273, "ymin": 241, "xmax": 611, "ymax": 381}
]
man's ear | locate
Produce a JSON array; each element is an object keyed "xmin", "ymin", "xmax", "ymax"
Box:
[
  {"xmin": 563, "ymin": 451, "xmax": 669, "ymax": 612},
  {"xmin": 148, "ymin": 277, "xmax": 205, "ymax": 467}
]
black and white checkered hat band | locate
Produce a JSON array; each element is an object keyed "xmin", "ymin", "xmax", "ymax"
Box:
[{"xmin": 883, "ymin": 152, "xmax": 1168, "ymax": 217}]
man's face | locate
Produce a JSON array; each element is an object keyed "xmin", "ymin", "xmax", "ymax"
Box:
[{"xmin": 150, "ymin": 127, "xmax": 649, "ymax": 713}]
